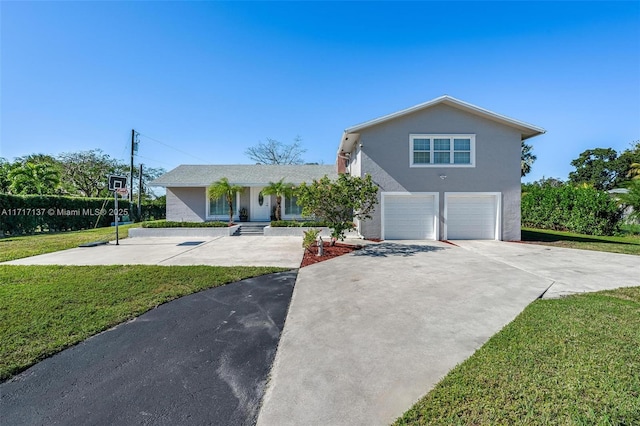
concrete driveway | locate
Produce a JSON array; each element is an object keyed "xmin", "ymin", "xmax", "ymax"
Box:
[
  {"xmin": 454, "ymin": 240, "xmax": 639, "ymax": 299},
  {"xmin": 2, "ymin": 236, "xmax": 304, "ymax": 268},
  {"xmin": 257, "ymin": 240, "xmax": 639, "ymax": 426}
]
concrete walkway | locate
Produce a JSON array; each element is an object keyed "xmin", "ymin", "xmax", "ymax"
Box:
[
  {"xmin": 454, "ymin": 240, "xmax": 640, "ymax": 299},
  {"xmin": 257, "ymin": 241, "xmax": 553, "ymax": 426},
  {"xmin": 2, "ymin": 236, "xmax": 304, "ymax": 268}
]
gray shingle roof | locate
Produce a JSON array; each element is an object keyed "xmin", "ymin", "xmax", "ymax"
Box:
[{"xmin": 151, "ymin": 164, "xmax": 338, "ymax": 187}]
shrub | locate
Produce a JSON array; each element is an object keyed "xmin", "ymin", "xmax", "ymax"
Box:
[
  {"xmin": 0, "ymin": 194, "xmax": 132, "ymax": 236},
  {"xmin": 302, "ymin": 228, "xmax": 321, "ymax": 252},
  {"xmin": 141, "ymin": 220, "xmax": 229, "ymax": 228},
  {"xmin": 270, "ymin": 220, "xmax": 330, "ymax": 227},
  {"xmin": 522, "ymin": 184, "xmax": 622, "ymax": 236}
]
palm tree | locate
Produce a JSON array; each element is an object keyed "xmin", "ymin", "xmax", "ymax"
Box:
[
  {"xmin": 8, "ymin": 162, "xmax": 60, "ymax": 195},
  {"xmin": 627, "ymin": 163, "xmax": 640, "ymax": 180},
  {"xmin": 619, "ymin": 180, "xmax": 640, "ymax": 223},
  {"xmin": 208, "ymin": 177, "xmax": 244, "ymax": 224},
  {"xmin": 261, "ymin": 178, "xmax": 295, "ymax": 221},
  {"xmin": 521, "ymin": 142, "xmax": 536, "ymax": 177}
]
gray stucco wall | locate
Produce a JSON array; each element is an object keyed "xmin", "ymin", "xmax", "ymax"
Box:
[
  {"xmin": 354, "ymin": 103, "xmax": 522, "ymax": 241},
  {"xmin": 166, "ymin": 187, "xmax": 206, "ymax": 222}
]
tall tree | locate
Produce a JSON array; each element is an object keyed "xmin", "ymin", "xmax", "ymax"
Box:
[
  {"xmin": 58, "ymin": 149, "xmax": 119, "ymax": 197},
  {"xmin": 114, "ymin": 163, "xmax": 166, "ymax": 200},
  {"xmin": 208, "ymin": 177, "xmax": 244, "ymax": 224},
  {"xmin": 0, "ymin": 158, "xmax": 12, "ymax": 193},
  {"xmin": 261, "ymin": 178, "xmax": 295, "ymax": 221},
  {"xmin": 521, "ymin": 141, "xmax": 536, "ymax": 177},
  {"xmin": 8, "ymin": 162, "xmax": 60, "ymax": 195},
  {"xmin": 522, "ymin": 176, "xmax": 564, "ymax": 193},
  {"xmin": 618, "ymin": 141, "xmax": 640, "ymax": 183},
  {"xmin": 568, "ymin": 148, "xmax": 620, "ymax": 191},
  {"xmin": 245, "ymin": 136, "xmax": 306, "ymax": 165},
  {"xmin": 14, "ymin": 153, "xmax": 60, "ymax": 168}
]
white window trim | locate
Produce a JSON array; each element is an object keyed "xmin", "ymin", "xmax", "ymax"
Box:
[
  {"xmin": 206, "ymin": 190, "xmax": 240, "ymax": 221},
  {"xmin": 409, "ymin": 134, "xmax": 476, "ymax": 168},
  {"xmin": 443, "ymin": 192, "xmax": 501, "ymax": 240},
  {"xmin": 381, "ymin": 192, "xmax": 439, "ymax": 240}
]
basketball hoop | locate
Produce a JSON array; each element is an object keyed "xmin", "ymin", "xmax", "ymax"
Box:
[{"xmin": 116, "ymin": 188, "xmax": 129, "ymax": 196}]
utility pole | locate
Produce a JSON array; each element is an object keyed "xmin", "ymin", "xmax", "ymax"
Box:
[
  {"xmin": 138, "ymin": 163, "xmax": 143, "ymax": 219},
  {"xmin": 130, "ymin": 129, "xmax": 135, "ymax": 203}
]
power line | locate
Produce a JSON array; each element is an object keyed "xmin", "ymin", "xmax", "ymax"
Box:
[
  {"xmin": 137, "ymin": 132, "xmax": 204, "ymax": 162},
  {"xmin": 119, "ymin": 131, "xmax": 131, "ymax": 160},
  {"xmin": 135, "ymin": 153, "xmax": 176, "ymax": 168}
]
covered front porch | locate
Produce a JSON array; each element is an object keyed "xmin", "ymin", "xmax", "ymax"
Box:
[{"xmin": 208, "ymin": 186, "xmax": 303, "ymax": 222}]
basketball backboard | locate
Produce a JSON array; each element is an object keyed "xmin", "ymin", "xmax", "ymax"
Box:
[{"xmin": 108, "ymin": 175, "xmax": 128, "ymax": 191}]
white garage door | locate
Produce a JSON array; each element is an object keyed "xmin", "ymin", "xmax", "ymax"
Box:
[
  {"xmin": 383, "ymin": 193, "xmax": 436, "ymax": 240},
  {"xmin": 446, "ymin": 194, "xmax": 499, "ymax": 240}
]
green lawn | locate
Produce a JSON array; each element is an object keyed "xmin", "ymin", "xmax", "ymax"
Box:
[
  {"xmin": 522, "ymin": 227, "xmax": 640, "ymax": 256},
  {"xmin": 395, "ymin": 286, "xmax": 640, "ymax": 425},
  {"xmin": 0, "ymin": 264, "xmax": 286, "ymax": 381},
  {"xmin": 0, "ymin": 223, "xmax": 142, "ymax": 262}
]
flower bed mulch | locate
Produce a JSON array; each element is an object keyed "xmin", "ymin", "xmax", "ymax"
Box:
[{"xmin": 300, "ymin": 241, "xmax": 363, "ymax": 268}]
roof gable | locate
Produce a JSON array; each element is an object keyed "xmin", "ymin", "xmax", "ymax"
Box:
[{"xmin": 339, "ymin": 95, "xmax": 545, "ymax": 153}]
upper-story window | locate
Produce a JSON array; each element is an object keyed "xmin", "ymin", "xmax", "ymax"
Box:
[{"xmin": 410, "ymin": 134, "xmax": 475, "ymax": 167}]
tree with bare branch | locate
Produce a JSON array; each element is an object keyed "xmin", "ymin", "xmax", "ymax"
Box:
[{"xmin": 245, "ymin": 136, "xmax": 306, "ymax": 165}]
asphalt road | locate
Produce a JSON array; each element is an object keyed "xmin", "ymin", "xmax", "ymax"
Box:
[{"xmin": 1, "ymin": 270, "xmax": 297, "ymax": 426}]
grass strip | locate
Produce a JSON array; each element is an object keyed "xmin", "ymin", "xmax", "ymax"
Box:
[
  {"xmin": 0, "ymin": 223, "xmax": 141, "ymax": 262},
  {"xmin": 0, "ymin": 264, "xmax": 286, "ymax": 381},
  {"xmin": 395, "ymin": 287, "xmax": 640, "ymax": 425},
  {"xmin": 522, "ymin": 227, "xmax": 640, "ymax": 256}
]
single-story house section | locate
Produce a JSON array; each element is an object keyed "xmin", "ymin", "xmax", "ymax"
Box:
[
  {"xmin": 152, "ymin": 164, "xmax": 337, "ymax": 222},
  {"xmin": 337, "ymin": 95, "xmax": 545, "ymax": 241}
]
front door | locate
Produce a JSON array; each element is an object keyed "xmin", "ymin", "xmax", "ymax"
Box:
[{"xmin": 250, "ymin": 187, "xmax": 271, "ymax": 221}]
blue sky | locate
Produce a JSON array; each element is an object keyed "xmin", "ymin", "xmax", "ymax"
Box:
[{"xmin": 1, "ymin": 1, "xmax": 638, "ymax": 183}]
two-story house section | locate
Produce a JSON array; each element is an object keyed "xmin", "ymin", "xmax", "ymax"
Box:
[{"xmin": 337, "ymin": 95, "xmax": 545, "ymax": 241}]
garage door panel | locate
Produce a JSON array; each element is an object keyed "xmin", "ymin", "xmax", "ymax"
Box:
[
  {"xmin": 446, "ymin": 195, "xmax": 498, "ymax": 240},
  {"xmin": 383, "ymin": 194, "xmax": 435, "ymax": 240}
]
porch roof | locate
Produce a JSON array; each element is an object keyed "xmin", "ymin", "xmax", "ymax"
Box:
[{"xmin": 151, "ymin": 164, "xmax": 338, "ymax": 187}]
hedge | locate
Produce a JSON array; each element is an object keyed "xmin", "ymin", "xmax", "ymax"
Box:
[
  {"xmin": 142, "ymin": 220, "xmax": 228, "ymax": 228},
  {"xmin": 521, "ymin": 185, "xmax": 622, "ymax": 236},
  {"xmin": 270, "ymin": 220, "xmax": 331, "ymax": 227},
  {"xmin": 132, "ymin": 199, "xmax": 166, "ymax": 222},
  {"xmin": 0, "ymin": 194, "xmax": 166, "ymax": 236}
]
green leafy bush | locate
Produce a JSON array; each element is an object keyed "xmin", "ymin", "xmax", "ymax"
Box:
[
  {"xmin": 0, "ymin": 194, "xmax": 132, "ymax": 236},
  {"xmin": 270, "ymin": 220, "xmax": 330, "ymax": 227},
  {"xmin": 522, "ymin": 184, "xmax": 622, "ymax": 235},
  {"xmin": 302, "ymin": 228, "xmax": 321, "ymax": 252},
  {"xmin": 141, "ymin": 220, "xmax": 229, "ymax": 228},
  {"xmin": 296, "ymin": 174, "xmax": 378, "ymax": 241}
]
